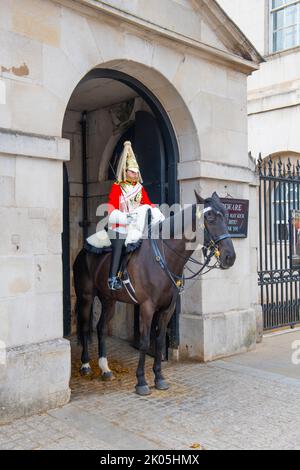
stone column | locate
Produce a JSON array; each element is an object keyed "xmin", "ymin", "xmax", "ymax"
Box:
[
  {"xmin": 0, "ymin": 129, "xmax": 71, "ymax": 424},
  {"xmin": 177, "ymin": 159, "xmax": 262, "ymax": 362}
]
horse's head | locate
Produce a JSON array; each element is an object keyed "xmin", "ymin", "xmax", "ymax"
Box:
[{"xmin": 194, "ymin": 190, "xmax": 236, "ymax": 270}]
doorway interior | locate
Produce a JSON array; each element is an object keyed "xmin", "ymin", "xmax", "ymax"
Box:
[{"xmin": 62, "ymin": 69, "xmax": 180, "ymax": 358}]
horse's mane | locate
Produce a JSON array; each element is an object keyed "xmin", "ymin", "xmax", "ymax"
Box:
[{"xmin": 157, "ymin": 196, "xmax": 226, "ymax": 239}]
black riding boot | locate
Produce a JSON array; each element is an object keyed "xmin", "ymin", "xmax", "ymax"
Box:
[{"xmin": 108, "ymin": 236, "xmax": 125, "ymax": 290}]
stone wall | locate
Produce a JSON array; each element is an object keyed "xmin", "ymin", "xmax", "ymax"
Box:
[
  {"xmin": 248, "ymin": 49, "xmax": 300, "ymax": 157},
  {"xmin": 0, "ymin": 130, "xmax": 71, "ymax": 424},
  {"xmin": 218, "ymin": 0, "xmax": 266, "ymax": 55},
  {"xmin": 179, "ymin": 156, "xmax": 260, "ymax": 360}
]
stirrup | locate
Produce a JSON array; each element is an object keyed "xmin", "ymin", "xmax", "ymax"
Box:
[{"xmin": 108, "ymin": 276, "xmax": 122, "ymax": 291}]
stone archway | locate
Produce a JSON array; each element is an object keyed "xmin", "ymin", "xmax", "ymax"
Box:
[
  {"xmin": 61, "ymin": 62, "xmax": 195, "ymax": 352},
  {"xmin": 60, "ymin": 59, "xmax": 201, "ymax": 164}
]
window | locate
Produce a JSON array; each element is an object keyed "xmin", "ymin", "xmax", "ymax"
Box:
[
  {"xmin": 273, "ymin": 183, "xmax": 299, "ymax": 241},
  {"xmin": 270, "ymin": 0, "xmax": 300, "ymax": 52}
]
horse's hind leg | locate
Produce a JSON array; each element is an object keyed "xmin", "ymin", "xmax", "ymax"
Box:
[
  {"xmin": 153, "ymin": 299, "xmax": 177, "ymax": 390},
  {"xmin": 78, "ymin": 294, "xmax": 94, "ymax": 376},
  {"xmin": 97, "ymin": 298, "xmax": 116, "ymax": 380}
]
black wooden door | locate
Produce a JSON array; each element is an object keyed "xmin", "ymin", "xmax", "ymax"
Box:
[
  {"xmin": 135, "ymin": 111, "xmax": 167, "ymax": 204},
  {"xmin": 132, "ymin": 111, "xmax": 168, "ymax": 357}
]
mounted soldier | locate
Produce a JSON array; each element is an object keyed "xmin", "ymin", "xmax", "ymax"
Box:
[
  {"xmin": 74, "ymin": 184, "xmax": 236, "ymax": 393},
  {"xmin": 107, "ymin": 140, "xmax": 165, "ymax": 290}
]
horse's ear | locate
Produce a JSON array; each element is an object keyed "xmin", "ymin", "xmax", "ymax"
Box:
[
  {"xmin": 212, "ymin": 191, "xmax": 221, "ymax": 202},
  {"xmin": 194, "ymin": 190, "xmax": 205, "ymax": 205}
]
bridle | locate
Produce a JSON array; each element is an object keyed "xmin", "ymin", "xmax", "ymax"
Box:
[
  {"xmin": 202, "ymin": 207, "xmax": 231, "ymax": 241},
  {"xmin": 150, "ymin": 204, "xmax": 231, "ymax": 294}
]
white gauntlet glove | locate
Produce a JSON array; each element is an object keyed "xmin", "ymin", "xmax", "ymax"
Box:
[
  {"xmin": 108, "ymin": 209, "xmax": 128, "ymax": 225},
  {"xmin": 151, "ymin": 207, "xmax": 165, "ymax": 224}
]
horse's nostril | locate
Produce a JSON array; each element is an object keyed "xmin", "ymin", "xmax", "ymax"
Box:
[{"xmin": 226, "ymin": 254, "xmax": 235, "ymax": 266}]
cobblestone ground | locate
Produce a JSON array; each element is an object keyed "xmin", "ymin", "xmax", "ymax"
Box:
[{"xmin": 1, "ymin": 332, "xmax": 300, "ymax": 450}]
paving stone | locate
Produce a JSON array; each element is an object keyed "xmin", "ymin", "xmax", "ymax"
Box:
[{"xmin": 0, "ymin": 333, "xmax": 300, "ymax": 450}]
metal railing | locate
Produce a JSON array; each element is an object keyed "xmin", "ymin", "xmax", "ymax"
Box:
[{"xmin": 258, "ymin": 154, "xmax": 300, "ymax": 329}]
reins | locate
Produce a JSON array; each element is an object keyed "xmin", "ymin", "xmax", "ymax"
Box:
[
  {"xmin": 121, "ymin": 204, "xmax": 231, "ymax": 301},
  {"xmin": 151, "ymin": 235, "xmax": 218, "ymax": 294},
  {"xmin": 150, "ymin": 205, "xmax": 231, "ymax": 294}
]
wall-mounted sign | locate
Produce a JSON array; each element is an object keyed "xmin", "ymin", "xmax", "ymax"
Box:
[
  {"xmin": 290, "ymin": 210, "xmax": 300, "ymax": 269},
  {"xmin": 220, "ymin": 198, "xmax": 249, "ymax": 238}
]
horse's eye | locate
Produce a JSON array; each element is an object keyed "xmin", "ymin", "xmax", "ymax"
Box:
[{"xmin": 206, "ymin": 211, "xmax": 216, "ymax": 222}]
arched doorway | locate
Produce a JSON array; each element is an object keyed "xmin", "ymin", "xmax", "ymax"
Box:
[{"xmin": 62, "ymin": 68, "xmax": 180, "ymax": 357}]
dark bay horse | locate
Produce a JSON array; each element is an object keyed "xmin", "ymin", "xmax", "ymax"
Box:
[{"xmin": 73, "ymin": 191, "xmax": 236, "ymax": 395}]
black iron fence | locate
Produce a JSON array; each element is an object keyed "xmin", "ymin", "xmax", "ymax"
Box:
[{"xmin": 258, "ymin": 154, "xmax": 300, "ymax": 330}]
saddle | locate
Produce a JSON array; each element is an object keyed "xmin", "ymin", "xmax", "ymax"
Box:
[
  {"xmin": 84, "ymin": 209, "xmax": 154, "ymax": 302},
  {"xmin": 84, "ymin": 207, "xmax": 154, "ymax": 255},
  {"xmin": 84, "ymin": 232, "xmax": 143, "ymax": 255}
]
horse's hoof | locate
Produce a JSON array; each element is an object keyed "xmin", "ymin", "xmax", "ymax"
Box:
[
  {"xmin": 80, "ymin": 367, "xmax": 92, "ymax": 376},
  {"xmin": 135, "ymin": 385, "xmax": 151, "ymax": 396},
  {"xmin": 102, "ymin": 371, "xmax": 114, "ymax": 381},
  {"xmin": 155, "ymin": 379, "xmax": 169, "ymax": 391}
]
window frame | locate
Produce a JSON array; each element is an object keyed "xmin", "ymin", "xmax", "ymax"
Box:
[{"xmin": 269, "ymin": 0, "xmax": 300, "ymax": 53}]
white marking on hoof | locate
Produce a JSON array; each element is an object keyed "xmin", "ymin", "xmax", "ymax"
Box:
[
  {"xmin": 99, "ymin": 357, "xmax": 111, "ymax": 374},
  {"xmin": 81, "ymin": 362, "xmax": 91, "ymax": 370}
]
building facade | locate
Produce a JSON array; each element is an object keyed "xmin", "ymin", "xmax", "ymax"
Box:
[
  {"xmin": 0, "ymin": 0, "xmax": 262, "ymax": 423},
  {"xmin": 218, "ymin": 0, "xmax": 300, "ymax": 331},
  {"xmin": 219, "ymin": 0, "xmax": 300, "ymax": 161}
]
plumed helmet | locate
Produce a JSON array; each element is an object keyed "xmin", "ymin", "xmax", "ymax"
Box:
[{"xmin": 116, "ymin": 141, "xmax": 143, "ymax": 183}]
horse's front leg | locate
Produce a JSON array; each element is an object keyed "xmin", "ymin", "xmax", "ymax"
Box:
[
  {"xmin": 97, "ymin": 298, "xmax": 116, "ymax": 380},
  {"xmin": 135, "ymin": 300, "xmax": 154, "ymax": 396},
  {"xmin": 153, "ymin": 299, "xmax": 177, "ymax": 390}
]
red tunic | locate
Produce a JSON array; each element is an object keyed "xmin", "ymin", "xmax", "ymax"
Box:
[
  {"xmin": 107, "ymin": 182, "xmax": 154, "ymax": 231},
  {"xmin": 107, "ymin": 182, "xmax": 154, "ymax": 213}
]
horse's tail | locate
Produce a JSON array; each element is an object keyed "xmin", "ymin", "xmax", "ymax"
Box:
[
  {"xmin": 73, "ymin": 249, "xmax": 94, "ymax": 345},
  {"xmin": 75, "ymin": 298, "xmax": 80, "ymax": 345},
  {"xmin": 75, "ymin": 298, "xmax": 94, "ymax": 345}
]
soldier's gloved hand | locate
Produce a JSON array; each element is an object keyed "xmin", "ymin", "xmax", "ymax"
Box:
[
  {"xmin": 109, "ymin": 209, "xmax": 128, "ymax": 225},
  {"xmin": 127, "ymin": 212, "xmax": 138, "ymax": 224},
  {"xmin": 151, "ymin": 207, "xmax": 165, "ymax": 224}
]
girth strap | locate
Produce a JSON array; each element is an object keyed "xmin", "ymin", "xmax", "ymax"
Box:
[
  {"xmin": 122, "ymin": 271, "xmax": 139, "ymax": 304},
  {"xmin": 119, "ymin": 252, "xmax": 139, "ymax": 304}
]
